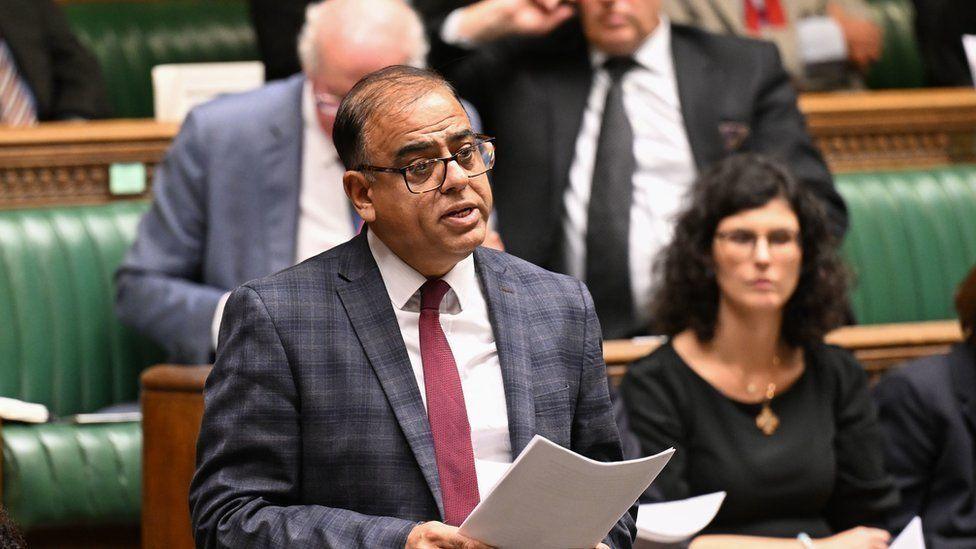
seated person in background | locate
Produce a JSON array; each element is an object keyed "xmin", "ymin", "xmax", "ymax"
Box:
[
  {"xmin": 619, "ymin": 154, "xmax": 897, "ymax": 546},
  {"xmin": 875, "ymin": 263, "xmax": 976, "ymax": 548},
  {"xmin": 248, "ymin": 0, "xmax": 316, "ymax": 81},
  {"xmin": 665, "ymin": 0, "xmax": 882, "ymax": 91},
  {"xmin": 189, "ymin": 65, "xmax": 634, "ymax": 548},
  {"xmin": 911, "ymin": 0, "xmax": 976, "ymax": 86},
  {"xmin": 0, "ymin": 0, "xmax": 111, "ymax": 125},
  {"xmin": 115, "ymin": 0, "xmax": 429, "ymax": 363},
  {"xmin": 414, "ymin": 0, "xmax": 844, "ymax": 340}
]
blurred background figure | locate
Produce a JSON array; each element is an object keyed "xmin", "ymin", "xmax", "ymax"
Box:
[
  {"xmin": 248, "ymin": 0, "xmax": 315, "ymax": 81},
  {"xmin": 619, "ymin": 155, "xmax": 896, "ymax": 545},
  {"xmin": 0, "ymin": 0, "xmax": 110, "ymax": 125},
  {"xmin": 875, "ymin": 263, "xmax": 976, "ymax": 548},
  {"xmin": 415, "ymin": 0, "xmax": 844, "ymax": 339},
  {"xmin": 665, "ymin": 0, "xmax": 883, "ymax": 91},
  {"xmin": 911, "ymin": 0, "xmax": 976, "ymax": 86},
  {"xmin": 115, "ymin": 0, "xmax": 428, "ymax": 364}
]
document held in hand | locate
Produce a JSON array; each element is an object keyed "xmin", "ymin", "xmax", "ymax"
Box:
[{"xmin": 459, "ymin": 435, "xmax": 675, "ymax": 548}]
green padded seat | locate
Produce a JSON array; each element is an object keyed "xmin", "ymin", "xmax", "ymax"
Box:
[
  {"xmin": 0, "ymin": 201, "xmax": 161, "ymax": 529},
  {"xmin": 866, "ymin": 0, "xmax": 926, "ymax": 88},
  {"xmin": 1, "ymin": 422, "xmax": 141, "ymax": 529},
  {"xmin": 837, "ymin": 165, "xmax": 976, "ymax": 324},
  {"xmin": 64, "ymin": 1, "xmax": 258, "ymax": 118}
]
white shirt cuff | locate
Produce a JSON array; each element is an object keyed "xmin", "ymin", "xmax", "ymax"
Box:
[
  {"xmin": 441, "ymin": 8, "xmax": 476, "ymax": 49},
  {"xmin": 797, "ymin": 16, "xmax": 848, "ymax": 65},
  {"xmin": 211, "ymin": 291, "xmax": 231, "ymax": 352}
]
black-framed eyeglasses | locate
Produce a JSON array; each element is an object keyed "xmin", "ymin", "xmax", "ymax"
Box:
[{"xmin": 357, "ymin": 135, "xmax": 496, "ymax": 194}]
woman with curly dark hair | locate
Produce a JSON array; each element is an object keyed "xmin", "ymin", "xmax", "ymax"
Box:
[{"xmin": 619, "ymin": 154, "xmax": 897, "ymax": 548}]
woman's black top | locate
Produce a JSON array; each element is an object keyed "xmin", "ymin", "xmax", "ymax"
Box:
[{"xmin": 619, "ymin": 341, "xmax": 897, "ymax": 537}]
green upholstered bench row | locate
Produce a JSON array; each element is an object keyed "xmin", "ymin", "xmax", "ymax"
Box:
[
  {"xmin": 0, "ymin": 201, "xmax": 160, "ymax": 530},
  {"xmin": 64, "ymin": 1, "xmax": 258, "ymax": 118},
  {"xmin": 836, "ymin": 165, "xmax": 976, "ymax": 324},
  {"xmin": 866, "ymin": 0, "xmax": 925, "ymax": 89}
]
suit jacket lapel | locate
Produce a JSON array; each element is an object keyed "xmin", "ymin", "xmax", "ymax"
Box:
[
  {"xmin": 547, "ymin": 51, "xmax": 593, "ymax": 205},
  {"xmin": 336, "ymin": 233, "xmax": 444, "ymax": 515},
  {"xmin": 949, "ymin": 344, "xmax": 976, "ymax": 437},
  {"xmin": 262, "ymin": 75, "xmax": 305, "ymax": 274},
  {"xmin": 672, "ymin": 27, "xmax": 724, "ymax": 171},
  {"xmin": 475, "ymin": 249, "xmax": 536, "ymax": 457}
]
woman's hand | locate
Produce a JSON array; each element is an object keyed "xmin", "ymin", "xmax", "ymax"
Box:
[{"xmin": 816, "ymin": 526, "xmax": 890, "ymax": 549}]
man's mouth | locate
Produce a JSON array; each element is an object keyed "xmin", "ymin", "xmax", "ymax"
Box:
[{"xmin": 444, "ymin": 206, "xmax": 475, "ymax": 219}]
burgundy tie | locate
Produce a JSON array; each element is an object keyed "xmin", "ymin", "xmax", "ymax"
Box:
[{"xmin": 419, "ymin": 279, "xmax": 480, "ymax": 526}]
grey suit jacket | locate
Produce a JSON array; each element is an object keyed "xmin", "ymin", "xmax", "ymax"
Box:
[
  {"xmin": 188, "ymin": 232, "xmax": 637, "ymax": 548},
  {"xmin": 115, "ymin": 75, "xmax": 310, "ymax": 364}
]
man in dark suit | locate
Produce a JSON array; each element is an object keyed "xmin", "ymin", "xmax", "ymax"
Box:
[
  {"xmin": 417, "ymin": 0, "xmax": 845, "ymax": 338},
  {"xmin": 875, "ymin": 264, "xmax": 976, "ymax": 548},
  {"xmin": 189, "ymin": 65, "xmax": 635, "ymax": 548},
  {"xmin": 0, "ymin": 0, "xmax": 111, "ymax": 124}
]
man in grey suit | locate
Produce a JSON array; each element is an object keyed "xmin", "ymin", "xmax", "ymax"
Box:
[
  {"xmin": 189, "ymin": 65, "xmax": 636, "ymax": 548},
  {"xmin": 114, "ymin": 0, "xmax": 428, "ymax": 363}
]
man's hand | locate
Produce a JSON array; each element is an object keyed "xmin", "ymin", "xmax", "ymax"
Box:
[
  {"xmin": 594, "ymin": 544, "xmax": 610, "ymax": 549},
  {"xmin": 405, "ymin": 521, "xmax": 495, "ymax": 549},
  {"xmin": 454, "ymin": 0, "xmax": 575, "ymax": 45},
  {"xmin": 827, "ymin": 3, "xmax": 882, "ymax": 70}
]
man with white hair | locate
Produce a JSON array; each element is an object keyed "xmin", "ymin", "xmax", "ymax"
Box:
[{"xmin": 116, "ymin": 0, "xmax": 430, "ymax": 364}]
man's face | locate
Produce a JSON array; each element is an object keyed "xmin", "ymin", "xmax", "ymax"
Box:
[
  {"xmin": 354, "ymin": 88, "xmax": 492, "ymax": 276},
  {"xmin": 310, "ymin": 44, "xmax": 413, "ymax": 136},
  {"xmin": 578, "ymin": 0, "xmax": 661, "ymax": 56}
]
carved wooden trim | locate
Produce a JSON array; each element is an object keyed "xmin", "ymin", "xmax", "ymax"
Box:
[
  {"xmin": 801, "ymin": 88, "xmax": 976, "ymax": 172},
  {"xmin": 0, "ymin": 120, "xmax": 177, "ymax": 209}
]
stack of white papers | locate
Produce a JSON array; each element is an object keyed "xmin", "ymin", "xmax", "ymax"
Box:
[
  {"xmin": 459, "ymin": 435, "xmax": 674, "ymax": 548},
  {"xmin": 0, "ymin": 396, "xmax": 49, "ymax": 423},
  {"xmin": 891, "ymin": 517, "xmax": 926, "ymax": 549},
  {"xmin": 635, "ymin": 492, "xmax": 726, "ymax": 544}
]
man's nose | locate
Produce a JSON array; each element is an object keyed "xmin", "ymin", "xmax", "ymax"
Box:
[{"xmin": 439, "ymin": 159, "xmax": 469, "ymax": 193}]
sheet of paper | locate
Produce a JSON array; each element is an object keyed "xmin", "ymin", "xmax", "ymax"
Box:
[
  {"xmin": 459, "ymin": 435, "xmax": 674, "ymax": 548},
  {"xmin": 635, "ymin": 492, "xmax": 726, "ymax": 543},
  {"xmin": 963, "ymin": 35, "xmax": 976, "ymax": 86},
  {"xmin": 890, "ymin": 517, "xmax": 926, "ymax": 549}
]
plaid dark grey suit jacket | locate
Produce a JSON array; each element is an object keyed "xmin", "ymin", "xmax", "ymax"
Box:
[{"xmin": 189, "ymin": 232, "xmax": 636, "ymax": 548}]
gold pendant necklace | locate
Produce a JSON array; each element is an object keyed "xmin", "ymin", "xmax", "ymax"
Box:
[{"xmin": 755, "ymin": 382, "xmax": 779, "ymax": 436}]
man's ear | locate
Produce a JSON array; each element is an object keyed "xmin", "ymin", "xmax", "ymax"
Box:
[{"xmin": 343, "ymin": 170, "xmax": 376, "ymax": 223}]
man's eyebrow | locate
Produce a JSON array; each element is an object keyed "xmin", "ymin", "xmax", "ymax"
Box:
[{"xmin": 393, "ymin": 129, "xmax": 477, "ymax": 162}]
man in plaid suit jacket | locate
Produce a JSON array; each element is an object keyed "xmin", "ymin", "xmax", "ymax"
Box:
[{"xmin": 189, "ymin": 65, "xmax": 636, "ymax": 548}]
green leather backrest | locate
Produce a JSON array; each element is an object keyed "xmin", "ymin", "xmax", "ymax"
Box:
[
  {"xmin": 0, "ymin": 201, "xmax": 163, "ymax": 417},
  {"xmin": 64, "ymin": 1, "xmax": 258, "ymax": 118},
  {"xmin": 866, "ymin": 0, "xmax": 926, "ymax": 88},
  {"xmin": 837, "ymin": 165, "xmax": 976, "ymax": 324}
]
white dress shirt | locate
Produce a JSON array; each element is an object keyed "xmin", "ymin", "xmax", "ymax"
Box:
[
  {"xmin": 296, "ymin": 80, "xmax": 356, "ymax": 263},
  {"xmin": 367, "ymin": 231, "xmax": 512, "ymax": 497},
  {"xmin": 562, "ymin": 18, "xmax": 698, "ymax": 328}
]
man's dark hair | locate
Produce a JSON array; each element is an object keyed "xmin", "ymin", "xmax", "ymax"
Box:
[
  {"xmin": 332, "ymin": 65, "xmax": 461, "ymax": 170},
  {"xmin": 0, "ymin": 506, "xmax": 26, "ymax": 549},
  {"xmin": 651, "ymin": 153, "xmax": 850, "ymax": 347},
  {"xmin": 956, "ymin": 264, "xmax": 976, "ymax": 346}
]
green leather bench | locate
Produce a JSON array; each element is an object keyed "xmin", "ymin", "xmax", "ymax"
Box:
[
  {"xmin": 0, "ymin": 201, "xmax": 162, "ymax": 532},
  {"xmin": 64, "ymin": 1, "xmax": 259, "ymax": 118},
  {"xmin": 837, "ymin": 165, "xmax": 976, "ymax": 324}
]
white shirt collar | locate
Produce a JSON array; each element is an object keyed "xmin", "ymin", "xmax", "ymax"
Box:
[
  {"xmin": 590, "ymin": 16, "xmax": 673, "ymax": 77},
  {"xmin": 366, "ymin": 230, "xmax": 478, "ymax": 313}
]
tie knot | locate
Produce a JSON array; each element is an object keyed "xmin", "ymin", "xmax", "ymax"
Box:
[
  {"xmin": 604, "ymin": 57, "xmax": 637, "ymax": 82},
  {"xmin": 420, "ymin": 279, "xmax": 452, "ymax": 311}
]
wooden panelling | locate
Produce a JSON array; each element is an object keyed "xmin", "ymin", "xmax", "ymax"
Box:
[
  {"xmin": 800, "ymin": 88, "xmax": 976, "ymax": 172},
  {"xmin": 0, "ymin": 120, "xmax": 177, "ymax": 209}
]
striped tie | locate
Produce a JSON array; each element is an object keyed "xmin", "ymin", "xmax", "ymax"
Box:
[{"xmin": 0, "ymin": 39, "xmax": 38, "ymax": 127}]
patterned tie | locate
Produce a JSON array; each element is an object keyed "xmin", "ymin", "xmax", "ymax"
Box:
[
  {"xmin": 419, "ymin": 279, "xmax": 480, "ymax": 526},
  {"xmin": 585, "ymin": 57, "xmax": 638, "ymax": 339},
  {"xmin": 0, "ymin": 39, "xmax": 38, "ymax": 127}
]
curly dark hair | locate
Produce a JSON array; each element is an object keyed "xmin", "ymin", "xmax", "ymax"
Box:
[{"xmin": 651, "ymin": 154, "xmax": 849, "ymax": 347}]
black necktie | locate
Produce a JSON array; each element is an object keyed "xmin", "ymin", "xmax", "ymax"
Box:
[{"xmin": 585, "ymin": 57, "xmax": 638, "ymax": 339}]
